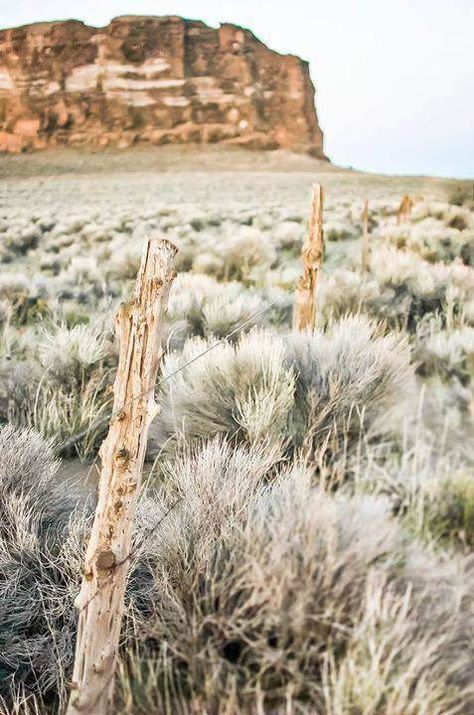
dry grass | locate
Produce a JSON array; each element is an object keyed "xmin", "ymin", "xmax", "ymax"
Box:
[{"xmin": 0, "ymin": 148, "xmax": 473, "ymax": 713}]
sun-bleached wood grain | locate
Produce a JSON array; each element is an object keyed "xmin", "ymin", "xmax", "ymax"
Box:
[
  {"xmin": 293, "ymin": 183, "xmax": 325, "ymax": 332},
  {"xmin": 66, "ymin": 238, "xmax": 177, "ymax": 715}
]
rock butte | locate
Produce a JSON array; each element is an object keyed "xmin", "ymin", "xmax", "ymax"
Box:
[{"xmin": 0, "ymin": 15, "xmax": 327, "ymax": 157}]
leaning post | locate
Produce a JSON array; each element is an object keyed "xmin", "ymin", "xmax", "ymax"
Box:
[{"xmin": 66, "ymin": 238, "xmax": 177, "ymax": 715}]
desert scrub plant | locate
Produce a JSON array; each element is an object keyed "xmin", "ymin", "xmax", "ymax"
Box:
[
  {"xmin": 114, "ymin": 446, "xmax": 473, "ymax": 714},
  {"xmin": 415, "ymin": 325, "xmax": 474, "ymax": 384},
  {"xmin": 0, "ymin": 425, "xmax": 164, "ymax": 711},
  {"xmin": 0, "ymin": 425, "xmax": 86, "ymax": 708},
  {"xmin": 0, "ymin": 300, "xmax": 11, "ymax": 354},
  {"xmin": 380, "ymin": 216, "xmax": 474, "ymax": 266},
  {"xmin": 350, "ymin": 408, "xmax": 474, "ymax": 549},
  {"xmin": 324, "ymin": 218, "xmax": 358, "ymax": 241},
  {"xmin": 219, "ymin": 227, "xmax": 277, "ymax": 284},
  {"xmin": 0, "ymin": 273, "xmax": 49, "ymax": 325},
  {"xmin": 350, "ymin": 246, "xmax": 474, "ymax": 330},
  {"xmin": 158, "ymin": 329, "xmax": 295, "ymax": 449},
  {"xmin": 319, "ymin": 570, "xmax": 467, "ymax": 715},
  {"xmin": 1, "ymin": 430, "xmax": 473, "ymax": 712},
  {"xmin": 104, "ymin": 233, "xmax": 152, "ymax": 281},
  {"xmin": 319, "ymin": 268, "xmax": 381, "ymax": 324},
  {"xmin": 184, "ymin": 225, "xmax": 277, "ymax": 284},
  {"xmin": 0, "ymin": 319, "xmax": 116, "ymax": 459},
  {"xmin": 156, "ymin": 316, "xmax": 412, "ymax": 468},
  {"xmin": 285, "ymin": 316, "xmax": 412, "ymax": 465},
  {"xmin": 0, "ymin": 221, "xmax": 41, "ymax": 261},
  {"xmin": 448, "ymin": 183, "xmax": 474, "ymax": 207},
  {"xmin": 271, "ymin": 219, "xmax": 304, "ymax": 253},
  {"xmin": 402, "ymin": 471, "xmax": 474, "ymax": 549},
  {"xmin": 166, "ymin": 273, "xmax": 269, "ymax": 344}
]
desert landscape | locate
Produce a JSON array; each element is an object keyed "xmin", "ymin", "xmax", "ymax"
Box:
[{"xmin": 1, "ymin": 11, "xmax": 474, "ymax": 715}]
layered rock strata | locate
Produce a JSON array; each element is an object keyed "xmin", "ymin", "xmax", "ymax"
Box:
[{"xmin": 0, "ymin": 16, "xmax": 326, "ymax": 156}]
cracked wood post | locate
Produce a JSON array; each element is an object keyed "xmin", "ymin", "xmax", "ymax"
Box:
[
  {"xmin": 66, "ymin": 238, "xmax": 177, "ymax": 715},
  {"xmin": 361, "ymin": 199, "xmax": 370, "ymax": 272},
  {"xmin": 397, "ymin": 194, "xmax": 413, "ymax": 224},
  {"xmin": 293, "ymin": 182, "xmax": 324, "ymax": 331}
]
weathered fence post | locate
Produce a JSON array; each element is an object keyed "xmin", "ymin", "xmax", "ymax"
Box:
[
  {"xmin": 66, "ymin": 238, "xmax": 177, "ymax": 715},
  {"xmin": 293, "ymin": 182, "xmax": 324, "ymax": 331},
  {"xmin": 361, "ymin": 199, "xmax": 370, "ymax": 271},
  {"xmin": 396, "ymin": 194, "xmax": 413, "ymax": 224}
]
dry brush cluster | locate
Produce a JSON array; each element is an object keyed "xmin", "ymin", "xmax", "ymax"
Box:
[{"xmin": 0, "ymin": 169, "xmax": 473, "ymax": 713}]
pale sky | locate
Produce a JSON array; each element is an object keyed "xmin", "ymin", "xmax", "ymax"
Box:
[{"xmin": 1, "ymin": 0, "xmax": 473, "ymax": 178}]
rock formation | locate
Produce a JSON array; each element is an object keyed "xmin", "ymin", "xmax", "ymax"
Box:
[{"xmin": 0, "ymin": 16, "xmax": 326, "ymax": 157}]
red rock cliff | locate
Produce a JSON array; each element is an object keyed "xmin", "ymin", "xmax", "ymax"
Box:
[{"xmin": 0, "ymin": 16, "xmax": 326, "ymax": 157}]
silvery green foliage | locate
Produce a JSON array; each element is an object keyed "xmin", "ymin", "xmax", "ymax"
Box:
[
  {"xmin": 158, "ymin": 316, "xmax": 413, "ymax": 457},
  {"xmin": 320, "ymin": 246, "xmax": 474, "ymax": 330},
  {"xmin": 415, "ymin": 326, "xmax": 474, "ymax": 382},
  {"xmin": 0, "ymin": 425, "xmax": 86, "ymax": 696},
  {"xmin": 272, "ymin": 219, "xmax": 304, "ymax": 251},
  {"xmin": 286, "ymin": 315, "xmax": 412, "ymax": 450},
  {"xmin": 0, "ymin": 429, "xmax": 472, "ymax": 713},
  {"xmin": 325, "ymin": 218, "xmax": 358, "ymax": 241},
  {"xmin": 0, "ymin": 273, "xmax": 31, "ymax": 299},
  {"xmin": 0, "ymin": 319, "xmax": 115, "ymax": 459},
  {"xmin": 159, "ymin": 328, "xmax": 295, "ymax": 447},
  {"xmin": 166, "ymin": 273, "xmax": 269, "ymax": 343},
  {"xmin": 127, "ymin": 438, "xmax": 473, "ymax": 714},
  {"xmin": 0, "ymin": 425, "xmax": 163, "ymax": 703},
  {"xmin": 0, "ymin": 299, "xmax": 11, "ymax": 330}
]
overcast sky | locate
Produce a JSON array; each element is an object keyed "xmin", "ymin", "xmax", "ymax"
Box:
[{"xmin": 1, "ymin": 0, "xmax": 472, "ymax": 178}]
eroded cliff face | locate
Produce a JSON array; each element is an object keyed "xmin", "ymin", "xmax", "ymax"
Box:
[{"xmin": 0, "ymin": 16, "xmax": 326, "ymax": 156}]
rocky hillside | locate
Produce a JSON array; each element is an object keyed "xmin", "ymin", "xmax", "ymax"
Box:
[{"xmin": 0, "ymin": 15, "xmax": 326, "ymax": 156}]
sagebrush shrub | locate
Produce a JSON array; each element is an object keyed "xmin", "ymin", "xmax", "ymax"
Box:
[
  {"xmin": 119, "ymin": 440, "xmax": 474, "ymax": 714},
  {"xmin": 0, "ymin": 319, "xmax": 115, "ymax": 459},
  {"xmin": 321, "ymin": 247, "xmax": 474, "ymax": 331},
  {"xmin": 415, "ymin": 326, "xmax": 474, "ymax": 383},
  {"xmin": 380, "ymin": 212, "xmax": 474, "ymax": 266},
  {"xmin": 157, "ymin": 316, "xmax": 413, "ymax": 464},
  {"xmin": 0, "ymin": 424, "xmax": 472, "ymax": 713},
  {"xmin": 220, "ymin": 227, "xmax": 277, "ymax": 284},
  {"xmin": 166, "ymin": 273, "xmax": 269, "ymax": 343},
  {"xmin": 0, "ymin": 425, "xmax": 85, "ymax": 701},
  {"xmin": 319, "ymin": 268, "xmax": 381, "ymax": 323},
  {"xmin": 0, "ymin": 425, "xmax": 165, "ymax": 708}
]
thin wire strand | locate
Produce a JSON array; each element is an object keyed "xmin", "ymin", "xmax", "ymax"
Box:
[
  {"xmin": 69, "ymin": 284, "xmax": 296, "ymax": 615},
  {"xmin": 55, "ymin": 285, "xmax": 295, "ymax": 455},
  {"xmin": 76, "ymin": 496, "xmax": 182, "ymax": 615}
]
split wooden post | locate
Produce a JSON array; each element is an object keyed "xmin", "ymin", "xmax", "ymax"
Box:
[
  {"xmin": 66, "ymin": 238, "xmax": 177, "ymax": 715},
  {"xmin": 293, "ymin": 182, "xmax": 325, "ymax": 331},
  {"xmin": 361, "ymin": 199, "xmax": 370, "ymax": 272},
  {"xmin": 397, "ymin": 194, "xmax": 413, "ymax": 225}
]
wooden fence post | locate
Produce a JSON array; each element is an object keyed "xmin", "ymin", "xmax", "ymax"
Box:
[
  {"xmin": 361, "ymin": 199, "xmax": 370, "ymax": 272},
  {"xmin": 66, "ymin": 238, "xmax": 177, "ymax": 715},
  {"xmin": 396, "ymin": 194, "xmax": 413, "ymax": 225},
  {"xmin": 293, "ymin": 183, "xmax": 324, "ymax": 331}
]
